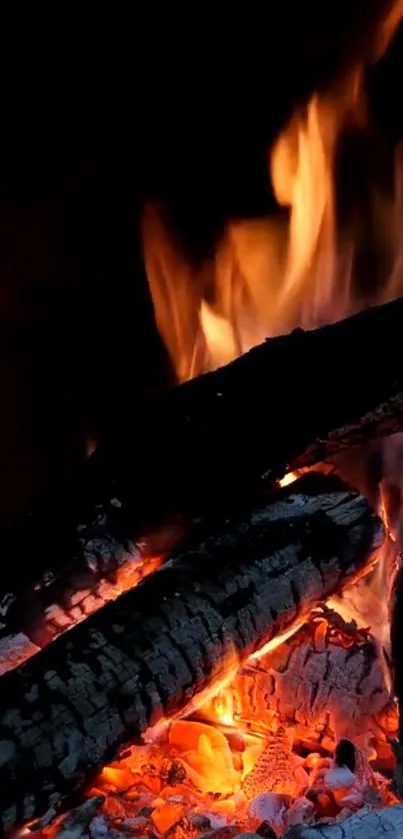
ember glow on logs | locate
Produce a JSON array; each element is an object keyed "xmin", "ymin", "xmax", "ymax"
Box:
[{"xmin": 7, "ymin": 4, "xmax": 403, "ymax": 839}]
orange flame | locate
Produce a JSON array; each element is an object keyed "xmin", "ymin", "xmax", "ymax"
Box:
[
  {"xmin": 142, "ymin": 8, "xmax": 403, "ymax": 381},
  {"xmin": 141, "ymin": 1, "xmax": 403, "ymax": 704},
  {"xmin": 16, "ymin": 6, "xmax": 403, "ymax": 838}
]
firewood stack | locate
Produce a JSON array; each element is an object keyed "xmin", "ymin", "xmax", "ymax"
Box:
[{"xmin": 3, "ymin": 299, "xmax": 403, "ymax": 837}]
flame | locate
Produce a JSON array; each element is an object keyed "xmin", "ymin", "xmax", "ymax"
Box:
[
  {"xmin": 279, "ymin": 470, "xmax": 298, "ymax": 488},
  {"xmin": 78, "ymin": 610, "xmax": 396, "ymax": 837},
  {"xmin": 141, "ymin": 0, "xmax": 403, "ymax": 704},
  {"xmin": 143, "ymin": 3, "xmax": 403, "ymax": 382},
  {"xmin": 25, "ymin": 609, "xmax": 398, "ymax": 839},
  {"xmin": 15, "ymin": 6, "xmax": 403, "ymax": 838}
]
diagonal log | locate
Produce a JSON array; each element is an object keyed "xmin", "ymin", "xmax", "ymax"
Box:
[
  {"xmin": 0, "ymin": 472, "xmax": 382, "ymax": 835},
  {"xmin": 1, "ymin": 295, "xmax": 403, "ymax": 607}
]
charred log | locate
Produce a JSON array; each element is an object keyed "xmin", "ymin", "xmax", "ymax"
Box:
[
  {"xmin": 2, "ymin": 296, "xmax": 403, "ymax": 603},
  {"xmin": 0, "ymin": 473, "xmax": 382, "ymax": 834},
  {"xmin": 0, "ymin": 509, "xmax": 185, "ymax": 674},
  {"xmin": 224, "ymin": 605, "xmax": 397, "ymax": 763},
  {"xmin": 285, "ymin": 803, "xmax": 403, "ymax": 838},
  {"xmin": 0, "ymin": 552, "xmax": 162, "ymax": 675}
]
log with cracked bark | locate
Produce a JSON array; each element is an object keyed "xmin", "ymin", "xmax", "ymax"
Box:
[
  {"xmin": 2, "ymin": 295, "xmax": 403, "ymax": 604},
  {"xmin": 223, "ymin": 606, "xmax": 397, "ymax": 764},
  {"xmin": 0, "ymin": 505, "xmax": 185, "ymax": 675},
  {"xmin": 0, "ymin": 548, "xmax": 163, "ymax": 676},
  {"xmin": 0, "ymin": 472, "xmax": 383, "ymax": 835},
  {"xmin": 284, "ymin": 803, "xmax": 403, "ymax": 838}
]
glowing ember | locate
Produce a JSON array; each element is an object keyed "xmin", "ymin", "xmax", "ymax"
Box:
[{"xmin": 278, "ymin": 471, "xmax": 298, "ymax": 488}]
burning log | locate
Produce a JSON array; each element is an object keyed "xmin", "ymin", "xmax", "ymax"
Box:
[
  {"xmin": 0, "ymin": 548, "xmax": 162, "ymax": 676},
  {"xmin": 2, "ymin": 295, "xmax": 403, "ymax": 605},
  {"xmin": 0, "ymin": 473, "xmax": 382, "ymax": 835},
  {"xmin": 0, "ymin": 503, "xmax": 183, "ymax": 674},
  {"xmin": 284, "ymin": 803, "xmax": 403, "ymax": 838},
  {"xmin": 225, "ymin": 605, "xmax": 397, "ymax": 762}
]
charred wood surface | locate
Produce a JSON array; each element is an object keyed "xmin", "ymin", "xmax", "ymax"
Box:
[
  {"xmin": 284, "ymin": 803, "xmax": 403, "ymax": 838},
  {"xmin": 2, "ymin": 296, "xmax": 403, "ymax": 602},
  {"xmin": 0, "ymin": 553, "xmax": 162, "ymax": 675},
  {"xmin": 0, "ymin": 473, "xmax": 382, "ymax": 834},
  {"xmin": 228, "ymin": 606, "xmax": 397, "ymax": 761},
  {"xmin": 0, "ymin": 508, "xmax": 185, "ymax": 673}
]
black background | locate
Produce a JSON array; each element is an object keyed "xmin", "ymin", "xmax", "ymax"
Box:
[{"xmin": 0, "ymin": 6, "xmax": 402, "ymax": 525}]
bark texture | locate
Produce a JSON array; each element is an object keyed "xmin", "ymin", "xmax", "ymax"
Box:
[
  {"xmin": 2, "ymin": 295, "xmax": 403, "ymax": 604},
  {"xmin": 0, "ymin": 552, "xmax": 162, "ymax": 676},
  {"xmin": 284, "ymin": 803, "xmax": 403, "ymax": 838},
  {"xmin": 0, "ymin": 473, "xmax": 382, "ymax": 834}
]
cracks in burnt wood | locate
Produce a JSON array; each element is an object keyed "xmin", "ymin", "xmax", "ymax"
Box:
[{"xmin": 0, "ymin": 474, "xmax": 383, "ymax": 834}]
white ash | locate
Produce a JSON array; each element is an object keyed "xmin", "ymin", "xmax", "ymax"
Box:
[
  {"xmin": 248, "ymin": 793, "xmax": 289, "ymax": 831},
  {"xmin": 323, "ymin": 766, "xmax": 355, "ymax": 790},
  {"xmin": 284, "ymin": 798, "xmax": 315, "ymax": 828},
  {"xmin": 0, "ymin": 632, "xmax": 40, "ymax": 674},
  {"xmin": 280, "ymin": 803, "xmax": 403, "ymax": 837}
]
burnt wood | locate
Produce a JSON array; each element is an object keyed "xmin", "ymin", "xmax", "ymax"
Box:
[
  {"xmin": 286, "ymin": 804, "xmax": 403, "ymax": 837},
  {"xmin": 1, "ymin": 296, "xmax": 403, "ymax": 608},
  {"xmin": 0, "ymin": 552, "xmax": 163, "ymax": 676},
  {"xmin": 0, "ymin": 472, "xmax": 382, "ymax": 834},
  {"xmin": 228, "ymin": 607, "xmax": 395, "ymax": 760}
]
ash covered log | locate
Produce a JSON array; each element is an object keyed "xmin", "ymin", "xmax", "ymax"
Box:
[
  {"xmin": 2, "ymin": 295, "xmax": 403, "ymax": 603},
  {"xmin": 284, "ymin": 803, "xmax": 403, "ymax": 838},
  {"xmin": 0, "ymin": 473, "xmax": 382, "ymax": 834},
  {"xmin": 223, "ymin": 605, "xmax": 397, "ymax": 764}
]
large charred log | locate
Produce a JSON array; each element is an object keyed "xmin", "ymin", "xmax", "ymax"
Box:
[
  {"xmin": 0, "ymin": 473, "xmax": 382, "ymax": 835},
  {"xmin": 1, "ymin": 296, "xmax": 403, "ymax": 605}
]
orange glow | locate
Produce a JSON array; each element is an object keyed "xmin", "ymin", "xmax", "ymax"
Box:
[
  {"xmin": 24, "ymin": 610, "xmax": 398, "ymax": 839},
  {"xmin": 142, "ymin": 71, "xmax": 396, "ymax": 380},
  {"xmin": 279, "ymin": 471, "xmax": 298, "ymax": 487},
  {"xmin": 83, "ymin": 612, "xmax": 396, "ymax": 834}
]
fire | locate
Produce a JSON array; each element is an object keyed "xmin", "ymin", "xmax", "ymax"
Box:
[
  {"xmin": 142, "ymin": 62, "xmax": 402, "ymax": 380},
  {"xmin": 39, "ymin": 608, "xmax": 395, "ymax": 839},
  {"xmin": 12, "ymin": 5, "xmax": 403, "ymax": 838},
  {"xmin": 127, "ymin": 7, "xmax": 403, "ymax": 833},
  {"xmin": 279, "ymin": 471, "xmax": 298, "ymax": 488}
]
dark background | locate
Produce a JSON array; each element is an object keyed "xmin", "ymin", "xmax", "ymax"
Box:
[{"xmin": 0, "ymin": 7, "xmax": 402, "ymax": 526}]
